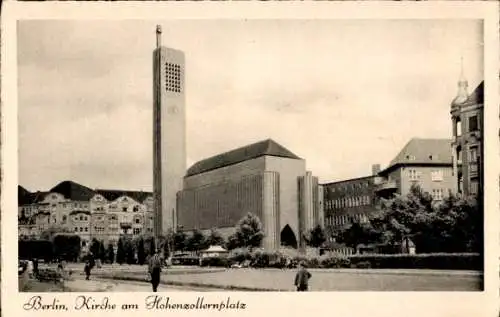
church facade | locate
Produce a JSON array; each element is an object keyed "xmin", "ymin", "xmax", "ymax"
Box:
[{"xmin": 176, "ymin": 139, "xmax": 323, "ymax": 250}]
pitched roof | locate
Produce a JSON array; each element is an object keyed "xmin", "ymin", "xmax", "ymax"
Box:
[
  {"xmin": 18, "ymin": 190, "xmax": 50, "ymax": 205},
  {"xmin": 50, "ymin": 180, "xmax": 96, "ymax": 202},
  {"xmin": 95, "ymin": 189, "xmax": 152, "ymax": 203},
  {"xmin": 384, "ymin": 138, "xmax": 453, "ymax": 172},
  {"xmin": 467, "ymin": 81, "xmax": 484, "ymax": 105},
  {"xmin": 18, "ymin": 186, "xmax": 31, "ymax": 204},
  {"xmin": 186, "ymin": 139, "xmax": 301, "ymax": 177}
]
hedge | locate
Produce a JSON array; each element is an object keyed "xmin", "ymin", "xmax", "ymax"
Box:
[
  {"xmin": 194, "ymin": 252, "xmax": 481, "ymax": 271},
  {"xmin": 347, "ymin": 253, "xmax": 482, "ymax": 270},
  {"xmin": 19, "ymin": 240, "xmax": 54, "ymax": 261},
  {"xmin": 171, "ymin": 256, "xmax": 199, "ymax": 266},
  {"xmin": 200, "ymin": 257, "xmax": 230, "ymax": 268}
]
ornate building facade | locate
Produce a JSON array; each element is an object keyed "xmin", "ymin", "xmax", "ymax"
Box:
[
  {"xmin": 18, "ymin": 181, "xmax": 154, "ymax": 248},
  {"xmin": 450, "ymin": 74, "xmax": 484, "ymax": 197}
]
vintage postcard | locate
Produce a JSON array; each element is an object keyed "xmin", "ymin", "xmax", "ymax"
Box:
[{"xmin": 1, "ymin": 1, "xmax": 499, "ymax": 317}]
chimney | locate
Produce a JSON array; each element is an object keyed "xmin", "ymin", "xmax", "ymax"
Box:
[{"xmin": 372, "ymin": 164, "xmax": 381, "ymax": 176}]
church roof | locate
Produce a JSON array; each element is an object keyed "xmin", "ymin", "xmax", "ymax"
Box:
[
  {"xmin": 382, "ymin": 138, "xmax": 453, "ymax": 174},
  {"xmin": 50, "ymin": 180, "xmax": 96, "ymax": 202},
  {"xmin": 95, "ymin": 189, "xmax": 152, "ymax": 203},
  {"xmin": 186, "ymin": 139, "xmax": 301, "ymax": 177}
]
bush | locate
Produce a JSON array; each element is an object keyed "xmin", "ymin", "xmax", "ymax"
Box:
[
  {"xmin": 250, "ymin": 251, "xmax": 271, "ymax": 268},
  {"xmin": 319, "ymin": 256, "xmax": 351, "ymax": 269},
  {"xmin": 36, "ymin": 269, "xmax": 64, "ymax": 283},
  {"xmin": 228, "ymin": 249, "xmax": 253, "ymax": 264},
  {"xmin": 19, "ymin": 240, "xmax": 54, "ymax": 262},
  {"xmin": 347, "ymin": 253, "xmax": 481, "ymax": 270},
  {"xmin": 171, "ymin": 256, "xmax": 199, "ymax": 266},
  {"xmin": 351, "ymin": 261, "xmax": 371, "ymax": 269},
  {"xmin": 200, "ymin": 257, "xmax": 229, "ymax": 267}
]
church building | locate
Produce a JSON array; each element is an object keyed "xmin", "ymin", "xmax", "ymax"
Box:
[{"xmin": 176, "ymin": 139, "xmax": 323, "ymax": 251}]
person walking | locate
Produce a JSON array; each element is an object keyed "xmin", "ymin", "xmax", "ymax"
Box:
[
  {"xmin": 294, "ymin": 262, "xmax": 312, "ymax": 291},
  {"xmin": 84, "ymin": 260, "xmax": 91, "ymax": 280},
  {"xmin": 148, "ymin": 248, "xmax": 163, "ymax": 292},
  {"xmin": 32, "ymin": 258, "xmax": 39, "ymax": 278}
]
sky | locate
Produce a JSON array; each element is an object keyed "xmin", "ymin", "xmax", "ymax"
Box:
[{"xmin": 17, "ymin": 19, "xmax": 484, "ymax": 192}]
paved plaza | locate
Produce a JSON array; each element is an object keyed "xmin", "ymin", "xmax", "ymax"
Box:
[{"xmin": 60, "ymin": 264, "xmax": 483, "ymax": 292}]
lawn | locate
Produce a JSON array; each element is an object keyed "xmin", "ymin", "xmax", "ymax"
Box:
[{"xmin": 94, "ymin": 267, "xmax": 482, "ymax": 291}]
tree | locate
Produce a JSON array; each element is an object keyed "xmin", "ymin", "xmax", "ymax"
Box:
[
  {"xmin": 428, "ymin": 193, "xmax": 482, "ymax": 253},
  {"xmin": 89, "ymin": 238, "xmax": 100, "ymax": 257},
  {"xmin": 116, "ymin": 237, "xmax": 126, "ymax": 265},
  {"xmin": 98, "ymin": 241, "xmax": 106, "ymax": 262},
  {"xmin": 337, "ymin": 221, "xmax": 379, "ymax": 253},
  {"xmin": 225, "ymin": 233, "xmax": 240, "ymax": 251},
  {"xmin": 370, "ymin": 184, "xmax": 434, "ymax": 249},
  {"xmin": 53, "ymin": 234, "xmax": 81, "ymax": 262},
  {"xmin": 234, "ymin": 212, "xmax": 265, "ymax": 249},
  {"xmin": 304, "ymin": 225, "xmax": 327, "ymax": 248},
  {"xmin": 173, "ymin": 231, "xmax": 188, "ymax": 252},
  {"xmin": 206, "ymin": 228, "xmax": 224, "ymax": 246},
  {"xmin": 137, "ymin": 237, "xmax": 146, "ymax": 265},
  {"xmin": 186, "ymin": 229, "xmax": 207, "ymax": 252},
  {"xmin": 107, "ymin": 243, "xmax": 115, "ymax": 264},
  {"xmin": 125, "ymin": 239, "xmax": 136, "ymax": 264},
  {"xmin": 366, "ymin": 184, "xmax": 482, "ymax": 254},
  {"xmin": 147, "ymin": 236, "xmax": 156, "ymax": 256}
]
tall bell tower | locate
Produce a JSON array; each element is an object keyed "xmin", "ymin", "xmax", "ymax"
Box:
[{"xmin": 153, "ymin": 25, "xmax": 186, "ymax": 238}]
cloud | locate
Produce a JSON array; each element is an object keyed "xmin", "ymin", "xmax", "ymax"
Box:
[{"xmin": 17, "ymin": 19, "xmax": 484, "ymax": 190}]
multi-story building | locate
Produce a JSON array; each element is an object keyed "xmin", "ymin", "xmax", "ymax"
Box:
[
  {"xmin": 375, "ymin": 138, "xmax": 456, "ymax": 200},
  {"xmin": 322, "ymin": 166, "xmax": 380, "ymax": 237},
  {"xmin": 321, "ymin": 139, "xmax": 455, "ymax": 237},
  {"xmin": 177, "ymin": 139, "xmax": 322, "ymax": 251},
  {"xmin": 18, "ymin": 181, "xmax": 154, "ymax": 248},
  {"xmin": 450, "ymin": 76, "xmax": 484, "ymax": 197}
]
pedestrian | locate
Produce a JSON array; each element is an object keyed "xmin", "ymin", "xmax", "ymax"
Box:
[
  {"xmin": 148, "ymin": 248, "xmax": 162, "ymax": 292},
  {"xmin": 27, "ymin": 259, "xmax": 34, "ymax": 278},
  {"xmin": 57, "ymin": 258, "xmax": 64, "ymax": 271},
  {"xmin": 84, "ymin": 260, "xmax": 91, "ymax": 280},
  {"xmin": 33, "ymin": 258, "xmax": 39, "ymax": 278},
  {"xmin": 294, "ymin": 261, "xmax": 312, "ymax": 292}
]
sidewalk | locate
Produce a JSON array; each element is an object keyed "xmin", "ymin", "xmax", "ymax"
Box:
[{"xmin": 64, "ymin": 279, "xmax": 114, "ymax": 292}]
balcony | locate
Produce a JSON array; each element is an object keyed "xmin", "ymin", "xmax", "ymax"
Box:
[
  {"xmin": 120, "ymin": 222, "xmax": 132, "ymax": 229},
  {"xmin": 374, "ymin": 180, "xmax": 398, "ymax": 195},
  {"xmin": 469, "ymin": 162, "xmax": 479, "ymax": 177}
]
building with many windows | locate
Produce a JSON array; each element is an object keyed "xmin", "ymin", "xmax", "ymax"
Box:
[
  {"xmin": 450, "ymin": 77, "xmax": 484, "ymax": 197},
  {"xmin": 18, "ymin": 181, "xmax": 154, "ymax": 248},
  {"xmin": 321, "ymin": 138, "xmax": 456, "ymax": 241},
  {"xmin": 322, "ymin": 171, "xmax": 379, "ymax": 237},
  {"xmin": 177, "ymin": 139, "xmax": 323, "ymax": 251},
  {"xmin": 376, "ymin": 138, "xmax": 456, "ymax": 200}
]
